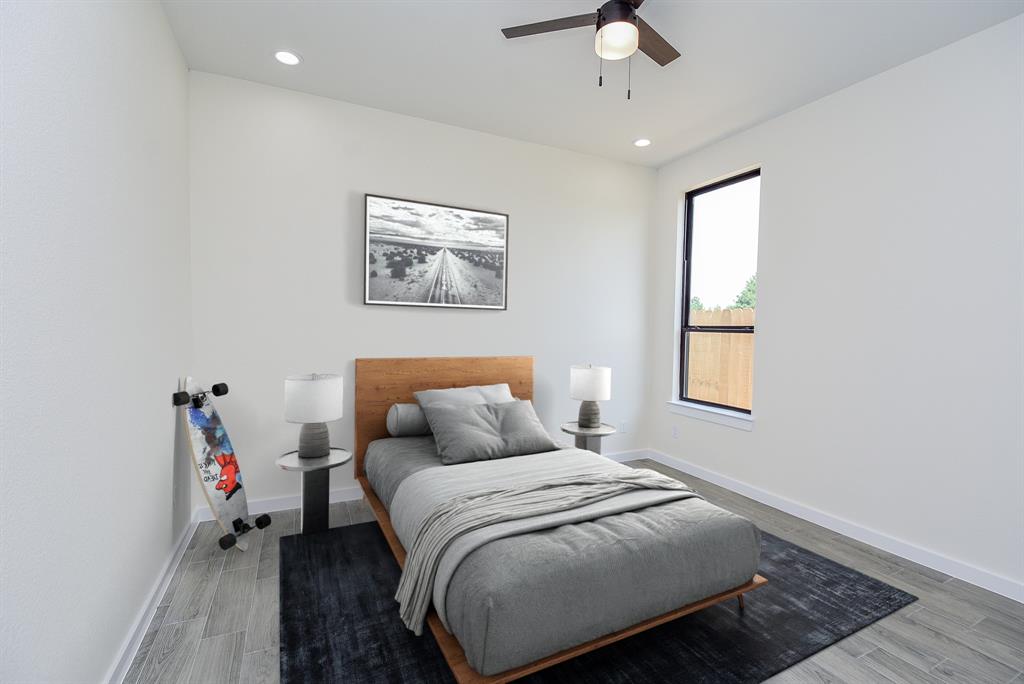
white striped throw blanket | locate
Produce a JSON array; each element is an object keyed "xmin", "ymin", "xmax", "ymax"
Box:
[{"xmin": 395, "ymin": 469, "xmax": 698, "ymax": 634}]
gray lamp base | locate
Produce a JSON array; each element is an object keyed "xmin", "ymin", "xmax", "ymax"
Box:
[
  {"xmin": 577, "ymin": 400, "xmax": 601, "ymax": 429},
  {"xmin": 298, "ymin": 422, "xmax": 331, "ymax": 459}
]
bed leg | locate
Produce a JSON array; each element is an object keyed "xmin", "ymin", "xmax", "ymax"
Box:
[{"xmin": 737, "ymin": 594, "xmax": 745, "ymax": 613}]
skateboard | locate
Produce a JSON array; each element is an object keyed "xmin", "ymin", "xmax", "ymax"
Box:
[{"xmin": 173, "ymin": 378, "xmax": 271, "ymax": 551}]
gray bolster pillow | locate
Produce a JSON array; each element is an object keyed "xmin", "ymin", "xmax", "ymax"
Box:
[{"xmin": 386, "ymin": 403, "xmax": 432, "ymax": 437}]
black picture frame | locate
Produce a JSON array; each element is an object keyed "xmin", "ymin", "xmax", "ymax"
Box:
[{"xmin": 364, "ymin": 194, "xmax": 509, "ymax": 311}]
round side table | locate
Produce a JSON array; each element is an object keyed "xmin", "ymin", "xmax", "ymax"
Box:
[
  {"xmin": 560, "ymin": 422, "xmax": 617, "ymax": 454},
  {"xmin": 276, "ymin": 447, "xmax": 352, "ymax": 534}
]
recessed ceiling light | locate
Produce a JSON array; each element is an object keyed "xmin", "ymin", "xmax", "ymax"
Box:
[
  {"xmin": 633, "ymin": 138, "xmax": 651, "ymax": 148},
  {"xmin": 274, "ymin": 51, "xmax": 301, "ymax": 66}
]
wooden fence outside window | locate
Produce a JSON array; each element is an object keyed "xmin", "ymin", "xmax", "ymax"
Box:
[{"xmin": 685, "ymin": 308, "xmax": 754, "ymax": 411}]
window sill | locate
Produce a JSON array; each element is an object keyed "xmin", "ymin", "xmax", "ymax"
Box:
[{"xmin": 666, "ymin": 400, "xmax": 754, "ymax": 431}]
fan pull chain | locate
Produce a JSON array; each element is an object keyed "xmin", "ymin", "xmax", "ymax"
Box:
[
  {"xmin": 627, "ymin": 14, "xmax": 638, "ymax": 101},
  {"xmin": 627, "ymin": 54, "xmax": 632, "ymax": 100},
  {"xmin": 598, "ymin": 32, "xmax": 603, "ymax": 87}
]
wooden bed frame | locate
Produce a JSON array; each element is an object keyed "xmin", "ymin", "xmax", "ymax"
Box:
[{"xmin": 354, "ymin": 355, "xmax": 767, "ymax": 684}]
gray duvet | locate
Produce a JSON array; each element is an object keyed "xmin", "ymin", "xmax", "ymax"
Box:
[{"xmin": 365, "ymin": 437, "xmax": 761, "ymax": 676}]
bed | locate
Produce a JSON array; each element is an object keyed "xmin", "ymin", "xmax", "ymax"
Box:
[{"xmin": 355, "ymin": 356, "xmax": 766, "ymax": 684}]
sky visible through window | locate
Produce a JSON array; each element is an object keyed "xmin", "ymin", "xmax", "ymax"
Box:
[{"xmin": 689, "ymin": 176, "xmax": 760, "ymax": 310}]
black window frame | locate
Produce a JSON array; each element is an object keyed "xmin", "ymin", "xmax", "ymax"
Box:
[{"xmin": 679, "ymin": 168, "xmax": 760, "ymax": 414}]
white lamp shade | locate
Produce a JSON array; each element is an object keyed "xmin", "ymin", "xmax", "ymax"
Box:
[
  {"xmin": 284, "ymin": 373, "xmax": 344, "ymax": 423},
  {"xmin": 570, "ymin": 365, "xmax": 611, "ymax": 401}
]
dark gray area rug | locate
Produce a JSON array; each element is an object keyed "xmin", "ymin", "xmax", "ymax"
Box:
[{"xmin": 280, "ymin": 522, "xmax": 915, "ymax": 683}]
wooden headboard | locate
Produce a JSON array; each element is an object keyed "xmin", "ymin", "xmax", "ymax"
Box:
[{"xmin": 354, "ymin": 356, "xmax": 534, "ymax": 476}]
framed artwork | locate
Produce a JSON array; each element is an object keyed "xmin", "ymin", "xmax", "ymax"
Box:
[{"xmin": 364, "ymin": 194, "xmax": 508, "ymax": 310}]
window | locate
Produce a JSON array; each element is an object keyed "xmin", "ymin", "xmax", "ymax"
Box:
[{"xmin": 680, "ymin": 169, "xmax": 760, "ymax": 413}]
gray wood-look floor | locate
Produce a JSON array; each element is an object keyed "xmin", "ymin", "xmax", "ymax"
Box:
[{"xmin": 126, "ymin": 462, "xmax": 1024, "ymax": 684}]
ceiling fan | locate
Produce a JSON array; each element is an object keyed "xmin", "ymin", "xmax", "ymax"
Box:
[{"xmin": 501, "ymin": 0, "xmax": 681, "ymax": 68}]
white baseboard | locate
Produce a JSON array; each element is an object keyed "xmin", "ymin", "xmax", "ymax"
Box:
[
  {"xmin": 642, "ymin": 448, "xmax": 1024, "ymax": 604},
  {"xmin": 105, "ymin": 519, "xmax": 197, "ymax": 684},
  {"xmin": 602, "ymin": 448, "xmax": 651, "ymax": 463},
  {"xmin": 190, "ymin": 484, "xmax": 365, "ymax": 523}
]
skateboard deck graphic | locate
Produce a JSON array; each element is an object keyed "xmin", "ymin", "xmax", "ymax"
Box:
[{"xmin": 181, "ymin": 377, "xmax": 250, "ymax": 551}]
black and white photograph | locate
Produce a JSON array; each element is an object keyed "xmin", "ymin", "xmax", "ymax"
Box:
[{"xmin": 364, "ymin": 195, "xmax": 508, "ymax": 310}]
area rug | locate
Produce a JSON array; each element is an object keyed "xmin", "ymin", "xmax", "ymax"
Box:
[{"xmin": 280, "ymin": 523, "xmax": 916, "ymax": 683}]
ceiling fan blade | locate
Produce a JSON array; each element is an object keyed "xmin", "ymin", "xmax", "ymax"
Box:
[
  {"xmin": 501, "ymin": 13, "xmax": 598, "ymax": 39},
  {"xmin": 637, "ymin": 16, "xmax": 680, "ymax": 66},
  {"xmin": 631, "ymin": 0, "xmax": 646, "ymax": 7}
]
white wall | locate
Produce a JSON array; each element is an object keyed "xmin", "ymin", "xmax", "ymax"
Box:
[
  {"xmin": 0, "ymin": 2, "xmax": 190, "ymax": 681},
  {"xmin": 188, "ymin": 72, "xmax": 654, "ymax": 506},
  {"xmin": 2, "ymin": 8, "xmax": 1018, "ymax": 679},
  {"xmin": 645, "ymin": 16, "xmax": 1024, "ymax": 597}
]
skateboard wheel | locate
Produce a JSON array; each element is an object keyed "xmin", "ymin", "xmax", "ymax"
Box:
[
  {"xmin": 255, "ymin": 514, "xmax": 271, "ymax": 529},
  {"xmin": 211, "ymin": 383, "xmax": 229, "ymax": 396},
  {"xmin": 218, "ymin": 533, "xmax": 237, "ymax": 550},
  {"xmin": 172, "ymin": 391, "xmax": 190, "ymax": 406}
]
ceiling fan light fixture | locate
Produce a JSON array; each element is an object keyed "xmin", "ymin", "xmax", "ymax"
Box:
[
  {"xmin": 594, "ymin": 1, "xmax": 639, "ymax": 60},
  {"xmin": 595, "ymin": 22, "xmax": 639, "ymax": 60},
  {"xmin": 500, "ymin": 0, "xmax": 680, "ymax": 69}
]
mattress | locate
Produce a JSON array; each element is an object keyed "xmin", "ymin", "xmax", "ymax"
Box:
[{"xmin": 364, "ymin": 436, "xmax": 761, "ymax": 676}]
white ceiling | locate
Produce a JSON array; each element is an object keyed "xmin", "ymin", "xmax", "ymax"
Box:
[{"xmin": 162, "ymin": 0, "xmax": 1023, "ymax": 167}]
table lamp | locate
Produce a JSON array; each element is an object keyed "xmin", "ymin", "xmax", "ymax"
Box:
[
  {"xmin": 285, "ymin": 373, "xmax": 344, "ymax": 458},
  {"xmin": 570, "ymin": 364, "xmax": 611, "ymax": 429}
]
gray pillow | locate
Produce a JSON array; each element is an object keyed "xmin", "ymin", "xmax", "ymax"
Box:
[
  {"xmin": 386, "ymin": 403, "xmax": 432, "ymax": 436},
  {"xmin": 420, "ymin": 399, "xmax": 559, "ymax": 465},
  {"xmin": 414, "ymin": 383, "xmax": 514, "ymax": 408}
]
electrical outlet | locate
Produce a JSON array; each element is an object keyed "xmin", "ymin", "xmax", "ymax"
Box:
[{"xmin": 671, "ymin": 425, "xmax": 679, "ymax": 440}]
